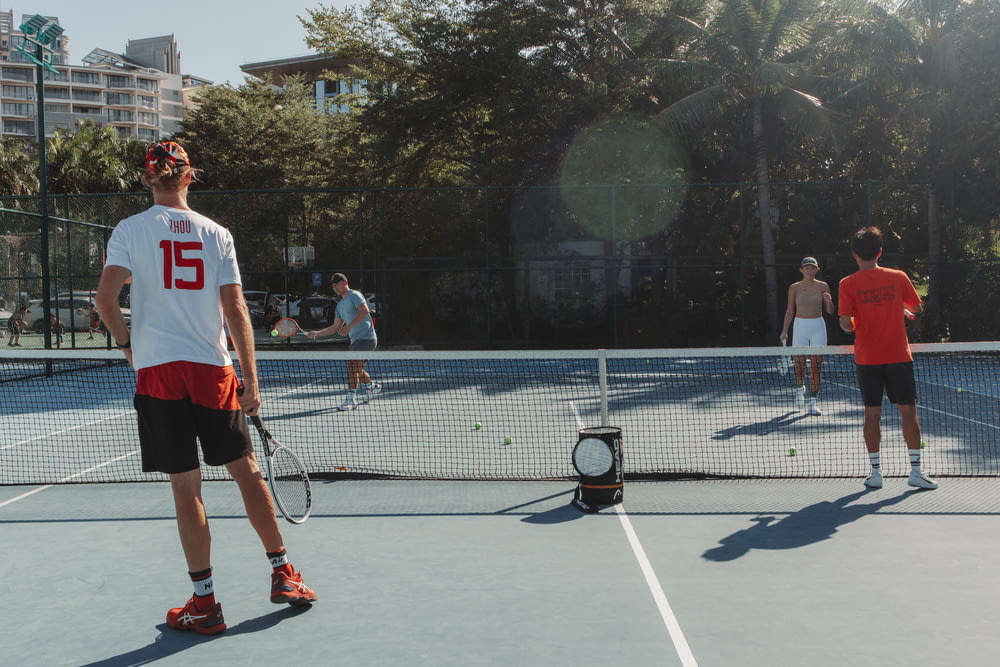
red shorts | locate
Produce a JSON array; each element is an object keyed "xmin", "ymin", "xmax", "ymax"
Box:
[{"xmin": 134, "ymin": 361, "xmax": 251, "ymax": 474}]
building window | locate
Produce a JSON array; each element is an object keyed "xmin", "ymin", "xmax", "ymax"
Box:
[
  {"xmin": 71, "ymin": 106, "xmax": 102, "ymax": 115},
  {"xmin": 43, "ymin": 87, "xmax": 70, "ymax": 99},
  {"xmin": 136, "ymin": 78, "xmax": 159, "ymax": 92},
  {"xmin": 44, "ymin": 103, "xmax": 69, "ymax": 113},
  {"xmin": 71, "ymin": 71, "xmax": 101, "ymax": 85},
  {"xmin": 2, "ymin": 84, "xmax": 32, "ymax": 99},
  {"xmin": 138, "ymin": 112, "xmax": 158, "ymax": 126},
  {"xmin": 72, "ymin": 89, "xmax": 101, "ymax": 102},
  {"xmin": 138, "ymin": 95, "xmax": 158, "ymax": 109},
  {"xmin": 2, "ymin": 102, "xmax": 34, "ymax": 116},
  {"xmin": 3, "ymin": 119, "xmax": 34, "ymax": 135},
  {"xmin": 105, "ymin": 92, "xmax": 133, "ymax": 105},
  {"xmin": 42, "ymin": 69, "xmax": 68, "ymax": 82},
  {"xmin": 107, "ymin": 109, "xmax": 134, "ymax": 122},
  {"xmin": 106, "ymin": 74, "xmax": 133, "ymax": 89},
  {"xmin": 2, "ymin": 67, "xmax": 33, "ymax": 83}
]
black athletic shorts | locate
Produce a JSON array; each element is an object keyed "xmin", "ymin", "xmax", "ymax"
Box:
[
  {"xmin": 134, "ymin": 361, "xmax": 252, "ymax": 474},
  {"xmin": 855, "ymin": 362, "xmax": 917, "ymax": 407}
]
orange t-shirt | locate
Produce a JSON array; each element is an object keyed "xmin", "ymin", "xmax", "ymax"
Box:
[{"xmin": 838, "ymin": 266, "xmax": 920, "ymax": 365}]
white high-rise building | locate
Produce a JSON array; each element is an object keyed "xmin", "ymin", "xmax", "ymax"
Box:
[{"xmin": 0, "ymin": 11, "xmax": 211, "ymax": 142}]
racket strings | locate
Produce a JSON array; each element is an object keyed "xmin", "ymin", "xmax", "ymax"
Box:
[
  {"xmin": 274, "ymin": 318, "xmax": 299, "ymax": 337},
  {"xmin": 270, "ymin": 447, "xmax": 310, "ymax": 519}
]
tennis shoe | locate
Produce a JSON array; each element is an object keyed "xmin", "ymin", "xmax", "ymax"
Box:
[
  {"xmin": 794, "ymin": 387, "xmax": 805, "ymax": 411},
  {"xmin": 166, "ymin": 596, "xmax": 226, "ymax": 635},
  {"xmin": 338, "ymin": 395, "xmax": 358, "ymax": 411},
  {"xmin": 366, "ymin": 382, "xmax": 382, "ymax": 396},
  {"xmin": 864, "ymin": 469, "xmax": 883, "ymax": 489},
  {"xmin": 271, "ymin": 567, "xmax": 318, "ymax": 606},
  {"xmin": 807, "ymin": 398, "xmax": 822, "ymax": 416},
  {"xmin": 908, "ymin": 470, "xmax": 938, "ymax": 490}
]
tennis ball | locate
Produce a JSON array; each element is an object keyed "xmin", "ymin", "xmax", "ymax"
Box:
[
  {"xmin": 920, "ymin": 440, "xmax": 927, "ymax": 449},
  {"xmin": 474, "ymin": 422, "xmax": 482, "ymax": 430},
  {"xmin": 503, "ymin": 436, "xmax": 512, "ymax": 445},
  {"xmin": 788, "ymin": 447, "xmax": 797, "ymax": 456},
  {"xmin": 270, "ymin": 329, "xmax": 278, "ymax": 337},
  {"xmin": 957, "ymin": 387, "xmax": 965, "ymax": 393}
]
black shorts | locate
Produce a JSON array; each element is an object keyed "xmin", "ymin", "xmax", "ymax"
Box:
[
  {"xmin": 855, "ymin": 362, "xmax": 917, "ymax": 407},
  {"xmin": 134, "ymin": 361, "xmax": 252, "ymax": 474}
]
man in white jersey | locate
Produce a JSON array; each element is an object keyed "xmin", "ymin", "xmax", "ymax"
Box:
[{"xmin": 95, "ymin": 141, "xmax": 316, "ymax": 636}]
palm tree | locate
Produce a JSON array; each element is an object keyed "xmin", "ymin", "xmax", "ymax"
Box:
[
  {"xmin": 0, "ymin": 136, "xmax": 37, "ymax": 197},
  {"xmin": 834, "ymin": 0, "xmax": 974, "ymax": 338},
  {"xmin": 650, "ymin": 0, "xmax": 846, "ymax": 340},
  {"xmin": 46, "ymin": 120, "xmax": 138, "ymax": 194}
]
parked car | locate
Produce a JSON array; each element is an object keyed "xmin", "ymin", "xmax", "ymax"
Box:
[
  {"xmin": 25, "ymin": 297, "xmax": 130, "ymax": 332},
  {"xmin": 243, "ymin": 290, "xmax": 270, "ymax": 328},
  {"xmin": 295, "ymin": 294, "xmax": 333, "ymax": 329}
]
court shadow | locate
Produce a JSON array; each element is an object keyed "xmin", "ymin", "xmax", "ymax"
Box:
[
  {"xmin": 711, "ymin": 411, "xmax": 810, "ymax": 440},
  {"xmin": 702, "ymin": 488, "xmax": 915, "ymax": 561},
  {"xmin": 521, "ymin": 504, "xmax": 586, "ymax": 524},
  {"xmin": 78, "ymin": 605, "xmax": 312, "ymax": 666}
]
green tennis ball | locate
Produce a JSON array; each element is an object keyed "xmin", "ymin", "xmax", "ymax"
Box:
[
  {"xmin": 920, "ymin": 440, "xmax": 927, "ymax": 449},
  {"xmin": 957, "ymin": 387, "xmax": 964, "ymax": 393},
  {"xmin": 788, "ymin": 447, "xmax": 797, "ymax": 456},
  {"xmin": 474, "ymin": 422, "xmax": 482, "ymax": 430},
  {"xmin": 270, "ymin": 329, "xmax": 278, "ymax": 337},
  {"xmin": 503, "ymin": 436, "xmax": 512, "ymax": 445}
]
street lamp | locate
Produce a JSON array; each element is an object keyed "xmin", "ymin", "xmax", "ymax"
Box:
[{"xmin": 14, "ymin": 14, "xmax": 63, "ymax": 348}]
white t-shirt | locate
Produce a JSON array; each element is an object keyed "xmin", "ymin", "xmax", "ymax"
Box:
[{"xmin": 104, "ymin": 204, "xmax": 241, "ymax": 370}]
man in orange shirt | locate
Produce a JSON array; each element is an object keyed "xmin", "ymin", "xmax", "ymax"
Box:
[{"xmin": 838, "ymin": 227, "xmax": 937, "ymax": 490}]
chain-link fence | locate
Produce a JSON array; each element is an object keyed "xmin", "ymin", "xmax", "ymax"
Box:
[{"xmin": 2, "ymin": 181, "xmax": 995, "ymax": 349}]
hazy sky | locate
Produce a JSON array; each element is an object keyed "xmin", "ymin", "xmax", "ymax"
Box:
[{"xmin": 12, "ymin": 1, "xmax": 355, "ymax": 85}]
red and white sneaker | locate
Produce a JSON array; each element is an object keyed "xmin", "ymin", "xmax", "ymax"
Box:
[
  {"xmin": 270, "ymin": 566, "xmax": 318, "ymax": 606},
  {"xmin": 166, "ymin": 596, "xmax": 226, "ymax": 635}
]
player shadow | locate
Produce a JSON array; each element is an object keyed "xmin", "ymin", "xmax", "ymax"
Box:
[
  {"xmin": 77, "ymin": 605, "xmax": 312, "ymax": 666},
  {"xmin": 702, "ymin": 488, "xmax": 915, "ymax": 561},
  {"xmin": 711, "ymin": 411, "xmax": 810, "ymax": 440}
]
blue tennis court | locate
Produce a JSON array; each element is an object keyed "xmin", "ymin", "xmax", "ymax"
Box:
[{"xmin": 4, "ymin": 478, "xmax": 1000, "ymax": 666}]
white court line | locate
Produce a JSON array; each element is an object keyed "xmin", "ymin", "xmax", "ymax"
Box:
[
  {"xmin": 3, "ymin": 410, "xmax": 134, "ymax": 450},
  {"xmin": 570, "ymin": 401, "xmax": 698, "ymax": 667},
  {"xmin": 0, "ymin": 450, "xmax": 139, "ymax": 508},
  {"xmin": 615, "ymin": 505, "xmax": 698, "ymax": 667},
  {"xmin": 828, "ymin": 379, "xmax": 1000, "ymax": 431}
]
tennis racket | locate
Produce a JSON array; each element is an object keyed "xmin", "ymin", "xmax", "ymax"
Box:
[
  {"xmin": 779, "ymin": 340, "xmax": 792, "ymax": 376},
  {"xmin": 249, "ymin": 415, "xmax": 312, "ymax": 524},
  {"xmin": 271, "ymin": 317, "xmax": 307, "ymax": 338}
]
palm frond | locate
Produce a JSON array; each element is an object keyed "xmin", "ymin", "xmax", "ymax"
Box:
[{"xmin": 654, "ymin": 83, "xmax": 737, "ymax": 134}]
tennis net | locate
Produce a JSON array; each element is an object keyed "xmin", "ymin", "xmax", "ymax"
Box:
[{"xmin": 2, "ymin": 343, "xmax": 999, "ymax": 485}]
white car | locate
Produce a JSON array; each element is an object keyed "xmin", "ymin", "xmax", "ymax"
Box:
[{"xmin": 24, "ymin": 297, "xmax": 131, "ymax": 332}]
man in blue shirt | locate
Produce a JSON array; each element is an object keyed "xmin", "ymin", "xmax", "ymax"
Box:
[{"xmin": 306, "ymin": 273, "xmax": 381, "ymax": 410}]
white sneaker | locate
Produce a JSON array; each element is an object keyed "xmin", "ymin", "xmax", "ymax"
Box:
[
  {"xmin": 908, "ymin": 470, "xmax": 938, "ymax": 490},
  {"xmin": 365, "ymin": 382, "xmax": 382, "ymax": 395},
  {"xmin": 807, "ymin": 398, "xmax": 822, "ymax": 416},
  {"xmin": 794, "ymin": 387, "xmax": 805, "ymax": 411},
  {"xmin": 338, "ymin": 394, "xmax": 358, "ymax": 411},
  {"xmin": 864, "ymin": 469, "xmax": 883, "ymax": 489}
]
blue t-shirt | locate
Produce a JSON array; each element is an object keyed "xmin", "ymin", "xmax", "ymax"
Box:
[{"xmin": 335, "ymin": 289, "xmax": 376, "ymax": 343}]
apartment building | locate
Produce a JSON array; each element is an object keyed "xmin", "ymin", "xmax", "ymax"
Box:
[
  {"xmin": 241, "ymin": 53, "xmax": 364, "ymax": 114},
  {"xmin": 0, "ymin": 11, "xmax": 210, "ymax": 142}
]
